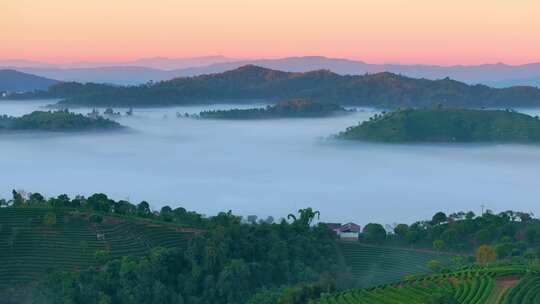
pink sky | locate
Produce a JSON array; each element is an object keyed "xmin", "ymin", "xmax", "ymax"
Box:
[{"xmin": 1, "ymin": 0, "xmax": 539, "ymax": 65}]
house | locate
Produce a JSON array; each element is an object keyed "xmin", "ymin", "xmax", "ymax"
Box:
[
  {"xmin": 323, "ymin": 222, "xmax": 361, "ymax": 241},
  {"xmin": 338, "ymin": 222, "xmax": 361, "ymax": 240}
]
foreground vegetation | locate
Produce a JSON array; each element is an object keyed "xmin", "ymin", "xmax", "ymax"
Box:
[
  {"xmin": 7, "ymin": 65, "xmax": 540, "ymax": 108},
  {"xmin": 337, "ymin": 108, "xmax": 540, "ymax": 143},
  {"xmin": 0, "ymin": 192, "xmax": 344, "ymax": 304},
  {"xmin": 3, "ymin": 190, "xmax": 540, "ymax": 303},
  {"xmin": 0, "ymin": 110, "xmax": 122, "ymax": 132},
  {"xmin": 0, "ymin": 208, "xmax": 191, "ymax": 292},
  {"xmin": 315, "ymin": 264, "xmax": 535, "ymax": 304},
  {"xmin": 197, "ymin": 100, "xmax": 349, "ymax": 119}
]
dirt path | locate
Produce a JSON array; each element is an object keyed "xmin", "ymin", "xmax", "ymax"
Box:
[{"xmin": 486, "ymin": 276, "xmax": 521, "ymax": 304}]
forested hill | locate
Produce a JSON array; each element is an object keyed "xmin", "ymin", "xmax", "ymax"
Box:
[
  {"xmin": 7, "ymin": 65, "xmax": 540, "ymax": 108},
  {"xmin": 197, "ymin": 99, "xmax": 350, "ymax": 119},
  {"xmin": 337, "ymin": 108, "xmax": 540, "ymax": 143},
  {"xmin": 0, "ymin": 110, "xmax": 123, "ymax": 132}
]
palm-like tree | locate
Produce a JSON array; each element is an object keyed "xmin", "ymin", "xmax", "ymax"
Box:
[{"xmin": 288, "ymin": 208, "xmax": 320, "ymax": 227}]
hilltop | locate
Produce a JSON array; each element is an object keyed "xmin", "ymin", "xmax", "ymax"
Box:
[
  {"xmin": 7, "ymin": 65, "xmax": 540, "ymax": 108},
  {"xmin": 0, "ymin": 110, "xmax": 123, "ymax": 132},
  {"xmin": 197, "ymin": 99, "xmax": 350, "ymax": 119},
  {"xmin": 0, "ymin": 70, "xmax": 59, "ymax": 92},
  {"xmin": 337, "ymin": 108, "xmax": 540, "ymax": 143}
]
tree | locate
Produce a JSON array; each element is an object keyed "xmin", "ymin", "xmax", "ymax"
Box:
[
  {"xmin": 433, "ymin": 240, "xmax": 445, "ymax": 252},
  {"xmin": 427, "ymin": 259, "xmax": 442, "ymax": 272},
  {"xmin": 394, "ymin": 224, "xmax": 409, "ymax": 239},
  {"xmin": 362, "ymin": 223, "xmax": 387, "ymax": 243},
  {"xmin": 95, "ymin": 249, "xmax": 110, "ymax": 264},
  {"xmin": 29, "ymin": 192, "xmax": 45, "ymax": 204},
  {"xmin": 160, "ymin": 205, "xmax": 173, "ymax": 221},
  {"xmin": 12, "ymin": 190, "xmax": 24, "ymax": 206},
  {"xmin": 114, "ymin": 200, "xmax": 135, "ymax": 215},
  {"xmin": 474, "ymin": 229, "xmax": 492, "ymax": 245},
  {"xmin": 137, "ymin": 201, "xmax": 151, "ymax": 217},
  {"xmin": 451, "ymin": 256, "xmax": 464, "ymax": 268},
  {"xmin": 288, "ymin": 208, "xmax": 320, "ymax": 228},
  {"xmin": 494, "ymin": 243, "xmax": 512, "ymax": 259},
  {"xmin": 526, "ymin": 228, "xmax": 537, "ymax": 244},
  {"xmin": 43, "ymin": 212, "xmax": 57, "ymax": 226},
  {"xmin": 87, "ymin": 193, "xmax": 111, "ymax": 213},
  {"xmin": 247, "ymin": 215, "xmax": 258, "ymax": 224},
  {"xmin": 476, "ymin": 245, "xmax": 496, "ymax": 265},
  {"xmin": 89, "ymin": 213, "xmax": 103, "ymax": 223},
  {"xmin": 465, "ymin": 211, "xmax": 475, "ymax": 220},
  {"xmin": 432, "ymin": 212, "xmax": 447, "ymax": 225}
]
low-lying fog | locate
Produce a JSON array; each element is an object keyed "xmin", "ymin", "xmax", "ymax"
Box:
[{"xmin": 1, "ymin": 99, "xmax": 540, "ymax": 225}]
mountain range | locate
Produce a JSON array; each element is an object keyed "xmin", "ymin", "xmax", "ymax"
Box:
[
  {"xmin": 10, "ymin": 65, "xmax": 540, "ymax": 108},
  {"xmin": 2, "ymin": 56, "xmax": 540, "ymax": 88},
  {"xmin": 0, "ymin": 70, "xmax": 59, "ymax": 92}
]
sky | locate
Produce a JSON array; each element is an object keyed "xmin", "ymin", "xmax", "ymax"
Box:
[{"xmin": 1, "ymin": 0, "xmax": 539, "ymax": 65}]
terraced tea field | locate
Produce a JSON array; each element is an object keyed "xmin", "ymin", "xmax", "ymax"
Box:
[
  {"xmin": 340, "ymin": 241, "xmax": 454, "ymax": 287},
  {"xmin": 0, "ymin": 208, "xmax": 192, "ymax": 290},
  {"xmin": 317, "ymin": 265, "xmax": 534, "ymax": 304}
]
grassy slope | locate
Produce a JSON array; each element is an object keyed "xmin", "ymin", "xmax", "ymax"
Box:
[
  {"xmin": 0, "ymin": 208, "xmax": 192, "ymax": 291},
  {"xmin": 340, "ymin": 242, "xmax": 454, "ymax": 287}
]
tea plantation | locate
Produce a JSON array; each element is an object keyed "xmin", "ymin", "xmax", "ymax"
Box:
[
  {"xmin": 316, "ymin": 265, "xmax": 536, "ymax": 304},
  {"xmin": 340, "ymin": 241, "xmax": 454, "ymax": 287},
  {"xmin": 0, "ymin": 208, "xmax": 191, "ymax": 290}
]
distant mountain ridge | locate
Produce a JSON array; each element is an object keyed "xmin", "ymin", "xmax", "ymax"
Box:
[
  {"xmin": 10, "ymin": 65, "xmax": 540, "ymax": 108},
  {"xmin": 0, "ymin": 69, "xmax": 59, "ymax": 92},
  {"xmin": 2, "ymin": 56, "xmax": 540, "ymax": 87}
]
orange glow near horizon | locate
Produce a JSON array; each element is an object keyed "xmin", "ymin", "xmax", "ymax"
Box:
[{"xmin": 1, "ymin": 0, "xmax": 539, "ymax": 65}]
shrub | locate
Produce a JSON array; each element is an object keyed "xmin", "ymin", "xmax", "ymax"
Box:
[
  {"xmin": 476, "ymin": 245, "xmax": 496, "ymax": 266},
  {"xmin": 43, "ymin": 212, "xmax": 57, "ymax": 226},
  {"xmin": 89, "ymin": 213, "xmax": 103, "ymax": 223},
  {"xmin": 95, "ymin": 250, "xmax": 110, "ymax": 264},
  {"xmin": 427, "ymin": 260, "xmax": 442, "ymax": 272}
]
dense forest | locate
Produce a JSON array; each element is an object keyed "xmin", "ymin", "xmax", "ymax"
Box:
[
  {"xmin": 0, "ymin": 110, "xmax": 123, "ymax": 132},
  {"xmin": 5, "ymin": 65, "xmax": 540, "ymax": 108},
  {"xmin": 197, "ymin": 99, "xmax": 349, "ymax": 119},
  {"xmin": 337, "ymin": 107, "xmax": 540, "ymax": 143}
]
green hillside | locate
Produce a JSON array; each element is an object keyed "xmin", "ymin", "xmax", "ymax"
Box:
[
  {"xmin": 337, "ymin": 108, "xmax": 540, "ymax": 143},
  {"xmin": 316, "ymin": 265, "xmax": 534, "ymax": 304},
  {"xmin": 0, "ymin": 208, "xmax": 191, "ymax": 290},
  {"xmin": 340, "ymin": 242, "xmax": 454, "ymax": 287}
]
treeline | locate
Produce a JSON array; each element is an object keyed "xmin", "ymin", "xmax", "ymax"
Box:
[
  {"xmin": 2, "ymin": 190, "xmax": 205, "ymax": 227},
  {"xmin": 361, "ymin": 209, "xmax": 540, "ymax": 260},
  {"xmin": 8, "ymin": 65, "xmax": 540, "ymax": 108},
  {"xmin": 0, "ymin": 110, "xmax": 122, "ymax": 132},
  {"xmin": 198, "ymin": 100, "xmax": 348, "ymax": 119}
]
